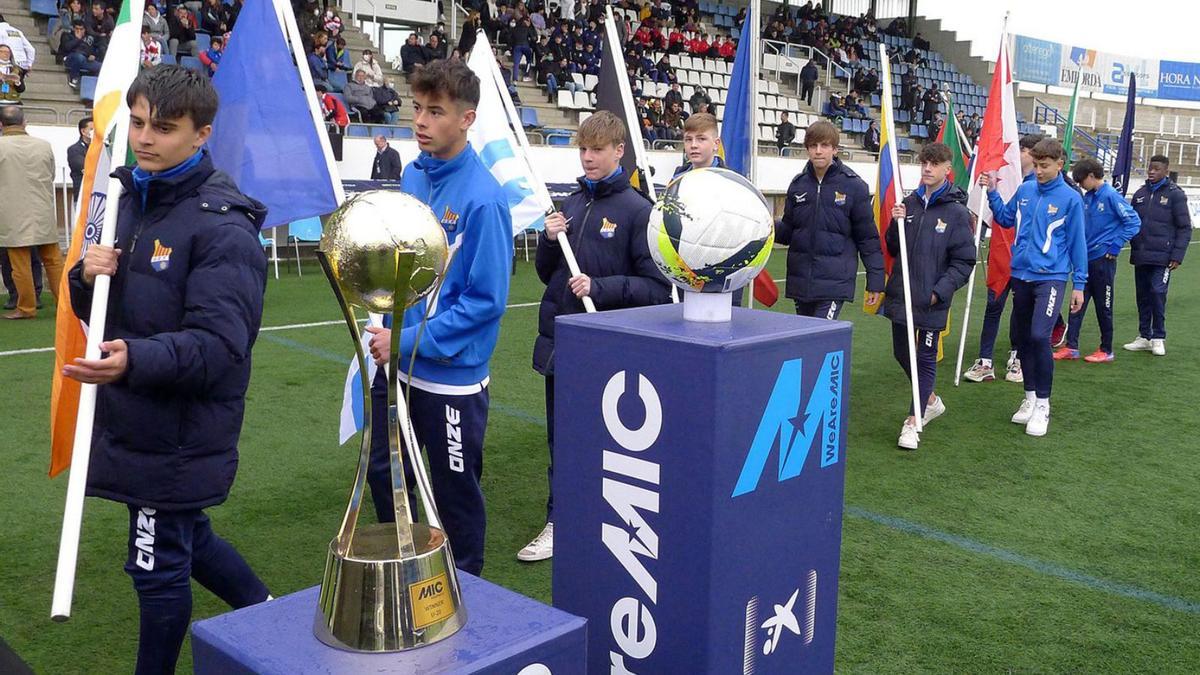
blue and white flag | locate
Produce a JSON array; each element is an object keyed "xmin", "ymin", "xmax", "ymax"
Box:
[
  {"xmin": 338, "ymin": 314, "xmax": 382, "ymax": 445},
  {"xmin": 208, "ymin": 0, "xmax": 340, "ymax": 229},
  {"xmin": 466, "ymin": 30, "xmax": 552, "ymax": 235}
]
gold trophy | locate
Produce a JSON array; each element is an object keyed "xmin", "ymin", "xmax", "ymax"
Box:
[{"xmin": 312, "ymin": 190, "xmax": 466, "ymax": 652}]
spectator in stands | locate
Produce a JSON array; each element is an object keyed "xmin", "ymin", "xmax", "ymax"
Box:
[
  {"xmin": 864, "ymin": 119, "xmax": 880, "ymax": 153},
  {"xmin": 424, "ymin": 33, "xmax": 448, "ymax": 62},
  {"xmin": 904, "ymin": 46, "xmax": 927, "ymax": 68},
  {"xmin": 668, "ymin": 24, "xmax": 685, "ymax": 53},
  {"xmin": 86, "ymin": 2, "xmax": 115, "ymax": 59},
  {"xmin": 640, "ymin": 116, "xmax": 658, "ymax": 143},
  {"xmin": 322, "ymin": 8, "xmax": 344, "ymax": 37},
  {"xmin": 458, "ymin": 12, "xmax": 480, "ymax": 57},
  {"xmin": 800, "ymin": 59, "xmax": 818, "ymax": 106},
  {"xmin": 689, "ymin": 32, "xmax": 709, "ymax": 57},
  {"xmin": 328, "ymin": 37, "xmax": 352, "ymax": 71},
  {"xmin": 580, "ymin": 43, "xmax": 600, "ymax": 76},
  {"xmin": 315, "ymin": 81, "xmax": 348, "ymax": 127},
  {"xmin": 354, "ymin": 49, "xmax": 384, "ymax": 87},
  {"xmin": 307, "ymin": 39, "xmax": 330, "ymax": 90},
  {"xmin": 499, "ymin": 55, "xmax": 522, "ymax": 104},
  {"xmin": 664, "ymin": 81, "xmax": 683, "ymax": 109},
  {"xmin": 852, "ymin": 67, "xmax": 867, "ymax": 95},
  {"xmin": 343, "ymin": 69, "xmax": 379, "ymax": 122},
  {"xmin": 198, "ymin": 35, "xmax": 222, "ymax": 77},
  {"xmin": 140, "ymin": 25, "xmax": 162, "ymax": 69},
  {"xmin": 431, "ymin": 21, "xmax": 447, "ymax": 44},
  {"xmin": 228, "ymin": 0, "xmax": 244, "ymax": 30},
  {"xmin": 548, "ymin": 32, "xmax": 568, "ymax": 62},
  {"xmin": 862, "ymin": 68, "xmax": 879, "ymax": 94},
  {"xmin": 200, "ymin": 0, "xmax": 229, "ymax": 36},
  {"xmin": 660, "ymin": 101, "xmax": 685, "ymax": 142},
  {"xmin": 718, "ymin": 35, "xmax": 736, "ymax": 61},
  {"xmin": 899, "ymin": 66, "xmax": 916, "ymax": 110},
  {"xmin": 688, "ymin": 85, "xmax": 711, "ymax": 114},
  {"xmin": 142, "ymin": 3, "xmax": 169, "ymax": 55},
  {"xmin": 0, "ymin": 14, "xmax": 32, "ymax": 72},
  {"xmin": 67, "ymin": 116, "xmax": 92, "ymax": 194},
  {"xmin": 826, "ymin": 91, "xmax": 846, "ymax": 119},
  {"xmin": 886, "ymin": 17, "xmax": 907, "ymax": 37},
  {"xmin": 845, "ymin": 91, "xmax": 868, "ymax": 119},
  {"xmin": 510, "ymin": 16, "xmax": 535, "ymax": 82},
  {"xmin": 373, "ymin": 79, "xmax": 402, "ymax": 124},
  {"xmin": 53, "ymin": 0, "xmax": 87, "ymax": 57},
  {"xmin": 544, "ymin": 55, "xmax": 578, "ymax": 102},
  {"xmin": 371, "ymin": 135, "xmax": 403, "ymax": 179},
  {"xmin": 168, "ymin": 5, "xmax": 197, "ymax": 58},
  {"xmin": 776, "ymin": 111, "xmax": 796, "ymax": 155},
  {"xmin": 401, "ymin": 33, "xmax": 426, "ymax": 75},
  {"xmin": 0, "ymin": 43, "xmax": 23, "ymax": 106},
  {"xmin": 922, "ymin": 83, "xmax": 941, "ymax": 125},
  {"xmin": 583, "ymin": 19, "xmax": 600, "ymax": 50},
  {"xmin": 912, "ymin": 32, "xmax": 930, "ymax": 51},
  {"xmin": 62, "ymin": 21, "xmax": 101, "ymax": 89},
  {"xmin": 909, "ymin": 83, "xmax": 924, "ymax": 116}
]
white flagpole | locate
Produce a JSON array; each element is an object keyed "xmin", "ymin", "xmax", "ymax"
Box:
[
  {"xmin": 746, "ymin": 0, "xmax": 760, "ymax": 310},
  {"xmin": 476, "ymin": 31, "xmax": 596, "ymax": 313},
  {"xmin": 880, "ymin": 42, "xmax": 923, "ymax": 431},
  {"xmin": 51, "ymin": 0, "xmax": 146, "ymax": 622}
]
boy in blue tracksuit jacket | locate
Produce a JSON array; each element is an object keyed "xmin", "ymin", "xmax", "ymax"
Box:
[
  {"xmin": 883, "ymin": 143, "xmax": 976, "ymax": 451},
  {"xmin": 982, "ymin": 138, "xmax": 1087, "ymax": 437},
  {"xmin": 65, "ymin": 66, "xmax": 270, "ymax": 675},
  {"xmin": 365, "ymin": 60, "xmax": 513, "ymax": 576},
  {"xmin": 518, "ymin": 110, "xmax": 671, "ymax": 562},
  {"xmin": 1054, "ymin": 158, "xmax": 1141, "ymax": 361},
  {"xmin": 1124, "ymin": 154, "xmax": 1192, "ymax": 355}
]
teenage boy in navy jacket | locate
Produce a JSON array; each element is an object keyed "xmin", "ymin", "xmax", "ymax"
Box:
[
  {"xmin": 1053, "ymin": 157, "xmax": 1141, "ymax": 362},
  {"xmin": 778, "ymin": 119, "xmax": 885, "ymax": 320},
  {"xmin": 1123, "ymin": 154, "xmax": 1191, "ymax": 356},
  {"xmin": 517, "ymin": 110, "xmax": 671, "ymax": 562},
  {"xmin": 981, "ymin": 138, "xmax": 1087, "ymax": 437},
  {"xmin": 65, "ymin": 66, "xmax": 270, "ymax": 675},
  {"xmin": 365, "ymin": 60, "xmax": 513, "ymax": 576},
  {"xmin": 883, "ymin": 142, "xmax": 975, "ymax": 450}
]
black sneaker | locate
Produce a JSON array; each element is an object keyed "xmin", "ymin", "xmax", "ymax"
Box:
[
  {"xmin": 3, "ymin": 296, "xmax": 15, "ymax": 311},
  {"xmin": 68, "ymin": 77, "xmax": 79, "ymax": 89}
]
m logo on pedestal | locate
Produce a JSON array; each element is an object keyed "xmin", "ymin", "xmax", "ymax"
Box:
[{"xmin": 732, "ymin": 352, "xmax": 843, "ymax": 497}]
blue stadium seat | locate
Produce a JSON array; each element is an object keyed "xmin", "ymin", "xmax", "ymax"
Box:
[
  {"xmin": 47, "ymin": 17, "xmax": 57, "ymax": 37},
  {"xmin": 30, "ymin": 0, "xmax": 57, "ymax": 17},
  {"xmin": 195, "ymin": 33, "xmax": 211, "ymax": 54},
  {"xmin": 161, "ymin": 52, "xmax": 176, "ymax": 65},
  {"xmin": 895, "ymin": 109, "xmax": 910, "ymax": 123},
  {"xmin": 841, "ymin": 118, "xmax": 854, "ymax": 132},
  {"xmin": 346, "ymin": 124, "xmax": 370, "ymax": 137},
  {"xmin": 180, "ymin": 56, "xmax": 204, "ymax": 73},
  {"xmin": 871, "ymin": 93, "xmax": 880, "ymax": 107},
  {"xmin": 545, "ymin": 129, "xmax": 574, "ymax": 145},
  {"xmin": 519, "ymin": 106, "xmax": 541, "ymax": 128},
  {"xmin": 79, "ymin": 75, "xmax": 97, "ymax": 101},
  {"xmin": 328, "ymin": 70, "xmax": 347, "ymax": 92},
  {"xmin": 393, "ymin": 127, "xmax": 414, "ymax": 139}
]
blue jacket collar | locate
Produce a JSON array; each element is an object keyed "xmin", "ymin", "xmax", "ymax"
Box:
[
  {"xmin": 1148, "ymin": 177, "xmax": 1168, "ymax": 192},
  {"xmin": 916, "ymin": 179, "xmax": 950, "ymax": 203},
  {"xmin": 128, "ymin": 149, "xmax": 209, "ymax": 208},
  {"xmin": 411, "ymin": 142, "xmax": 476, "ymax": 186},
  {"xmin": 579, "ymin": 166, "xmax": 626, "ymax": 196},
  {"xmin": 1023, "ymin": 170, "xmax": 1036, "ymax": 183},
  {"xmin": 1035, "ymin": 172, "xmax": 1065, "ymax": 193}
]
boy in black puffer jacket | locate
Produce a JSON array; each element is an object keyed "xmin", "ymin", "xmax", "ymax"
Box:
[
  {"xmin": 883, "ymin": 142, "xmax": 976, "ymax": 450},
  {"xmin": 65, "ymin": 66, "xmax": 270, "ymax": 675}
]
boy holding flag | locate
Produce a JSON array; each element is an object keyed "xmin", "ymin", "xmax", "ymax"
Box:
[
  {"xmin": 1053, "ymin": 158, "xmax": 1141, "ymax": 362},
  {"xmin": 980, "ymin": 138, "xmax": 1087, "ymax": 437}
]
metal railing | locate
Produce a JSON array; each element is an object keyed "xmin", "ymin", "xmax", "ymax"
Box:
[
  {"xmin": 1152, "ymin": 139, "xmax": 1200, "ymax": 167},
  {"xmin": 349, "ymin": 0, "xmax": 381, "ymax": 48},
  {"xmin": 19, "ymin": 105, "xmax": 63, "ymax": 124},
  {"xmin": 1033, "ymin": 97, "xmax": 1116, "ymax": 166},
  {"xmin": 761, "ymin": 39, "xmax": 851, "ymax": 98}
]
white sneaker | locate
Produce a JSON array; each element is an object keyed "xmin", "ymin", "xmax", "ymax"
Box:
[
  {"xmin": 1011, "ymin": 398, "xmax": 1034, "ymax": 424},
  {"xmin": 922, "ymin": 396, "xmax": 945, "ymax": 425},
  {"xmin": 1005, "ymin": 353, "xmax": 1023, "ymax": 383},
  {"xmin": 1123, "ymin": 336, "xmax": 1153, "ymax": 351},
  {"xmin": 1025, "ymin": 400, "xmax": 1050, "ymax": 436},
  {"xmin": 898, "ymin": 420, "xmax": 920, "ymax": 450},
  {"xmin": 1151, "ymin": 339, "xmax": 1165, "ymax": 356},
  {"xmin": 517, "ymin": 522, "xmax": 554, "ymax": 561},
  {"xmin": 963, "ymin": 359, "xmax": 994, "ymax": 382}
]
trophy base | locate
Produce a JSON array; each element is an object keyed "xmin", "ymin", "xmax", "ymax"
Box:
[{"xmin": 313, "ymin": 522, "xmax": 467, "ymax": 652}]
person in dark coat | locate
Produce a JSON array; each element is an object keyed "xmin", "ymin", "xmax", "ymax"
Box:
[
  {"xmin": 1124, "ymin": 154, "xmax": 1192, "ymax": 354},
  {"xmin": 776, "ymin": 120, "xmax": 885, "ymax": 319},
  {"xmin": 458, "ymin": 13, "xmax": 480, "ymax": 56},
  {"xmin": 800, "ymin": 59, "xmax": 818, "ymax": 106},
  {"xmin": 775, "ymin": 110, "xmax": 796, "ymax": 153},
  {"xmin": 519, "ymin": 111, "xmax": 671, "ymax": 563},
  {"xmin": 882, "ymin": 142, "xmax": 976, "ymax": 450},
  {"xmin": 922, "ymin": 83, "xmax": 941, "ymax": 125},
  {"xmin": 400, "ymin": 32, "xmax": 427, "ymax": 74},
  {"xmin": 67, "ymin": 115, "xmax": 92, "ymax": 194},
  {"xmin": 63, "ymin": 66, "xmax": 270, "ymax": 675},
  {"xmin": 370, "ymin": 134, "xmax": 402, "ymax": 179}
]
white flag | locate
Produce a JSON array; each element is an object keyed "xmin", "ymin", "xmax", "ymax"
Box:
[{"xmin": 466, "ymin": 30, "xmax": 553, "ymax": 236}]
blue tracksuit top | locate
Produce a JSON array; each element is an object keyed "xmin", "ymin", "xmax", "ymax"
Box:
[
  {"xmin": 987, "ymin": 172, "xmax": 1088, "ymax": 286},
  {"xmin": 1082, "ymin": 181, "xmax": 1141, "ymax": 260},
  {"xmin": 384, "ymin": 143, "xmax": 514, "ymax": 386}
]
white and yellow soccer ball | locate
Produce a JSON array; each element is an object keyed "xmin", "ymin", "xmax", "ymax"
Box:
[{"xmin": 647, "ymin": 167, "xmax": 774, "ymax": 294}]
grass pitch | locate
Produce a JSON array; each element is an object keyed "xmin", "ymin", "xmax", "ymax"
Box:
[{"xmin": 1, "ymin": 240, "xmax": 1198, "ymax": 673}]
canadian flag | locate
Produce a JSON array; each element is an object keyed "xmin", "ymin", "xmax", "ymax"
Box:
[{"xmin": 969, "ymin": 35, "xmax": 1025, "ymax": 296}]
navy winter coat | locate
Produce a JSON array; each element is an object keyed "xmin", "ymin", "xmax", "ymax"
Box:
[
  {"xmin": 1130, "ymin": 178, "xmax": 1192, "ymax": 267},
  {"xmin": 777, "ymin": 157, "xmax": 886, "ymax": 302},
  {"xmin": 532, "ymin": 170, "xmax": 671, "ymax": 375},
  {"xmin": 882, "ymin": 181, "xmax": 976, "ymax": 331},
  {"xmin": 68, "ymin": 153, "xmax": 268, "ymax": 510}
]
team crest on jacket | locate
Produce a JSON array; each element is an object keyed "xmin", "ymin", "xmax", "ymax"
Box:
[
  {"xmin": 935, "ymin": 218, "xmax": 947, "ymax": 233},
  {"xmin": 834, "ymin": 191, "xmax": 847, "ymax": 205},
  {"xmin": 1097, "ymin": 202, "xmax": 1105, "ymax": 212},
  {"xmin": 150, "ymin": 239, "xmax": 172, "ymax": 272},
  {"xmin": 1047, "ymin": 204, "xmax": 1059, "ymax": 216},
  {"xmin": 440, "ymin": 205, "xmax": 461, "ymax": 231},
  {"xmin": 1160, "ymin": 196, "xmax": 1169, "ymax": 205},
  {"xmin": 599, "ymin": 217, "xmax": 618, "ymax": 238}
]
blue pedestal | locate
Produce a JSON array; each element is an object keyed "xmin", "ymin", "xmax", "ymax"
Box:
[
  {"xmin": 552, "ymin": 304, "xmax": 851, "ymax": 674},
  {"xmin": 192, "ymin": 573, "xmax": 587, "ymax": 674}
]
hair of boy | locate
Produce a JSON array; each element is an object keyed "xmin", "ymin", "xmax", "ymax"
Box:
[
  {"xmin": 917, "ymin": 141, "xmax": 952, "ymax": 165},
  {"xmin": 78, "ymin": 115, "xmax": 93, "ymax": 132},
  {"xmin": 803, "ymin": 119, "xmax": 840, "ymax": 148},
  {"xmin": 1029, "ymin": 138, "xmax": 1064, "ymax": 162},
  {"xmin": 126, "ymin": 64, "xmax": 220, "ymax": 128},
  {"xmin": 1149, "ymin": 154, "xmax": 1169, "ymax": 167},
  {"xmin": 1018, "ymin": 133, "xmax": 1044, "ymax": 151},
  {"xmin": 577, "ymin": 110, "xmax": 627, "ymax": 148},
  {"xmin": 410, "ymin": 58, "xmax": 481, "ymax": 109},
  {"xmin": 1070, "ymin": 157, "xmax": 1104, "ymax": 184},
  {"xmin": 683, "ymin": 112, "xmax": 717, "ymax": 135}
]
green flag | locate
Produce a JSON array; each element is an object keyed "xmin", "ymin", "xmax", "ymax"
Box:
[
  {"xmin": 1063, "ymin": 65, "xmax": 1082, "ymax": 163},
  {"xmin": 935, "ymin": 92, "xmax": 970, "ymax": 189}
]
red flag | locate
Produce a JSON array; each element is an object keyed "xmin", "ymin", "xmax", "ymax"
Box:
[
  {"xmin": 969, "ymin": 36, "xmax": 1024, "ymax": 296},
  {"xmin": 753, "ymin": 269, "xmax": 779, "ymax": 306}
]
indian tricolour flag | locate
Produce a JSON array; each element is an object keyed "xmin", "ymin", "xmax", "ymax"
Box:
[{"xmin": 49, "ymin": 0, "xmax": 144, "ymax": 477}]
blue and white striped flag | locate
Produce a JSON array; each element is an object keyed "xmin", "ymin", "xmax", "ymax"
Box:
[{"xmin": 338, "ymin": 314, "xmax": 381, "ymax": 445}]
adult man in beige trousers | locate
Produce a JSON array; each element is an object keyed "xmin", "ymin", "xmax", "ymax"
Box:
[{"xmin": 0, "ymin": 105, "xmax": 63, "ymax": 319}]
